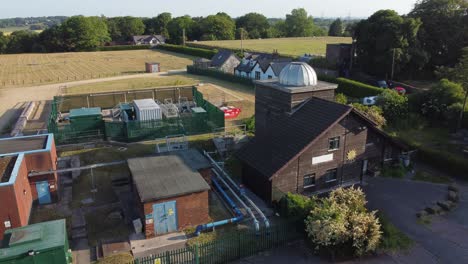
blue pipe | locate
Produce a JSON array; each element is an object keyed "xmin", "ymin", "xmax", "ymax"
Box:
[{"xmin": 195, "ymin": 176, "xmax": 244, "ymax": 236}]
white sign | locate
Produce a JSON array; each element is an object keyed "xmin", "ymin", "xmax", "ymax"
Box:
[
  {"xmin": 145, "ymin": 219, "xmax": 153, "ymax": 224},
  {"xmin": 312, "ymin": 154, "xmax": 334, "ymax": 165},
  {"xmin": 4, "ymin": 221, "xmax": 11, "ymax": 228}
]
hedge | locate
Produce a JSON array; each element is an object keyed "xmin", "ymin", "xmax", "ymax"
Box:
[
  {"xmin": 187, "ymin": 65, "xmax": 254, "ymax": 87},
  {"xmin": 187, "ymin": 42, "xmax": 297, "ymax": 60},
  {"xmin": 157, "ymin": 44, "xmax": 217, "ymax": 59},
  {"xmin": 334, "ymin": 78, "xmax": 384, "ymax": 98},
  {"xmin": 97, "ymin": 45, "xmax": 151, "ymax": 51}
]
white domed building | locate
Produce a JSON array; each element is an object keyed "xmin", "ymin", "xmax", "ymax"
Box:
[{"xmin": 236, "ymin": 61, "xmax": 406, "ymax": 202}]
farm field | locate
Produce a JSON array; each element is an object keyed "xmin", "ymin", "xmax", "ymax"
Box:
[
  {"xmin": 0, "ymin": 26, "xmax": 41, "ymax": 35},
  {"xmin": 191, "ymin": 36, "xmax": 352, "ymax": 56},
  {"xmin": 0, "ymin": 49, "xmax": 194, "ymax": 88}
]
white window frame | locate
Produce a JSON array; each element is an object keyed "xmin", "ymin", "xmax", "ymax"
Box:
[
  {"xmin": 303, "ymin": 173, "xmax": 316, "ymax": 188},
  {"xmin": 328, "ymin": 137, "xmax": 340, "ymax": 152},
  {"xmin": 325, "ymin": 168, "xmax": 338, "ymax": 183}
]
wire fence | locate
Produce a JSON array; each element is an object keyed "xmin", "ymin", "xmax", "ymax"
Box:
[
  {"xmin": 131, "ymin": 224, "xmax": 303, "ymax": 264},
  {"xmin": 48, "ymin": 87, "xmax": 225, "ymax": 144}
]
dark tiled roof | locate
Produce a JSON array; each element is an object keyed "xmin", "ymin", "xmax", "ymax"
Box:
[
  {"xmin": 211, "ymin": 50, "xmax": 237, "ymax": 67},
  {"xmin": 132, "ymin": 35, "xmax": 165, "ymax": 44},
  {"xmin": 236, "ymin": 98, "xmax": 352, "ymax": 179},
  {"xmin": 128, "ymin": 150, "xmax": 210, "ymax": 202},
  {"xmin": 269, "ymin": 61, "xmax": 291, "ymax": 76},
  {"xmin": 235, "ymin": 62, "xmax": 256, "ymax": 73}
]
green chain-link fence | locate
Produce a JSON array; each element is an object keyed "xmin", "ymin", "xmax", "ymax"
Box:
[{"xmin": 48, "ymin": 87, "xmax": 225, "ymax": 144}]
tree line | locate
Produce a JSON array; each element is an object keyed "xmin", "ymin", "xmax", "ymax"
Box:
[{"xmin": 0, "ymin": 8, "xmax": 343, "ymax": 54}]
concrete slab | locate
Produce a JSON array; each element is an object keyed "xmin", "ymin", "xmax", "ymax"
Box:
[
  {"xmin": 72, "ymin": 238, "xmax": 91, "ymax": 264},
  {"xmin": 130, "ymin": 232, "xmax": 187, "ymax": 259}
]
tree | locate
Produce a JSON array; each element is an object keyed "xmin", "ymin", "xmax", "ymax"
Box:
[
  {"xmin": 268, "ymin": 20, "xmax": 287, "ymax": 38},
  {"xmin": 328, "ymin": 18, "xmax": 344, "ymax": 36},
  {"xmin": 39, "ymin": 25, "xmax": 65, "ymax": 52},
  {"xmin": 107, "ymin": 17, "xmax": 145, "ymax": 41},
  {"xmin": 409, "ymin": 0, "xmax": 468, "ymax": 68},
  {"xmin": 352, "ymin": 103, "xmax": 387, "ymax": 127},
  {"xmin": 154, "ymin": 12, "xmax": 172, "ymax": 37},
  {"xmin": 200, "ymin": 14, "xmax": 235, "ymax": 40},
  {"xmin": 5, "ymin": 30, "xmax": 39, "ymax": 53},
  {"xmin": 284, "ymin": 8, "xmax": 315, "ymax": 37},
  {"xmin": 0, "ymin": 32, "xmax": 8, "ymax": 53},
  {"xmin": 452, "ymin": 48, "xmax": 468, "ymax": 129},
  {"xmin": 236, "ymin": 13, "xmax": 270, "ymax": 39},
  {"xmin": 305, "ymin": 187, "xmax": 381, "ymax": 257},
  {"xmin": 420, "ymin": 79, "xmax": 464, "ymax": 123},
  {"xmin": 355, "ymin": 10, "xmax": 423, "ymax": 78},
  {"xmin": 167, "ymin": 16, "xmax": 194, "ymax": 45},
  {"xmin": 60, "ymin": 16, "xmax": 110, "ymax": 51},
  {"xmin": 376, "ymin": 89, "xmax": 409, "ymax": 123},
  {"xmin": 343, "ymin": 22, "xmax": 358, "ymax": 38}
]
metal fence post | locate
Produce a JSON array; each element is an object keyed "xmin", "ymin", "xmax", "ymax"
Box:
[{"xmin": 195, "ymin": 243, "xmax": 200, "ymax": 264}]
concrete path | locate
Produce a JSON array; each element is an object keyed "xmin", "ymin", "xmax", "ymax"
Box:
[
  {"xmin": 130, "ymin": 232, "xmax": 187, "ymax": 259},
  {"xmin": 364, "ymin": 177, "xmax": 468, "ymax": 264}
]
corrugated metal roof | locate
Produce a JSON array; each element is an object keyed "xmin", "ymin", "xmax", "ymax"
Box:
[
  {"xmin": 69, "ymin": 107, "xmax": 102, "ymax": 118},
  {"xmin": 0, "ymin": 219, "xmax": 67, "ymax": 259},
  {"xmin": 128, "ymin": 151, "xmax": 210, "ymax": 202},
  {"xmin": 133, "ymin": 99, "xmax": 160, "ymax": 110}
]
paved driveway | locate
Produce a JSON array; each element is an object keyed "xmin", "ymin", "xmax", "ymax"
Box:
[{"xmin": 364, "ymin": 177, "xmax": 468, "ymax": 264}]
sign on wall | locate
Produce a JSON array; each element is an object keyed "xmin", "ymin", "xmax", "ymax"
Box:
[{"xmin": 312, "ymin": 154, "xmax": 334, "ymax": 165}]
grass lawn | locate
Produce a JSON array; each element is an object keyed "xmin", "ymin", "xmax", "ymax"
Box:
[
  {"xmin": 0, "ymin": 50, "xmax": 193, "ymax": 88},
  {"xmin": 412, "ymin": 170, "xmax": 453, "ymax": 184},
  {"xmin": 191, "ymin": 37, "xmax": 352, "ymax": 56},
  {"xmin": 378, "ymin": 213, "xmax": 413, "ymax": 252},
  {"xmin": 85, "ymin": 206, "xmax": 132, "ymax": 246},
  {"xmin": 66, "ymin": 75, "xmax": 198, "ymax": 94}
]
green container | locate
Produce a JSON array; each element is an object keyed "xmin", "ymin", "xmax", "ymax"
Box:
[
  {"xmin": 0, "ymin": 219, "xmax": 72, "ymax": 264},
  {"xmin": 69, "ymin": 107, "xmax": 103, "ymax": 133}
]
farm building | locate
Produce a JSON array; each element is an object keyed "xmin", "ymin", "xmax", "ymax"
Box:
[
  {"xmin": 145, "ymin": 62, "xmax": 160, "ymax": 73},
  {"xmin": 0, "ymin": 219, "xmax": 72, "ymax": 264},
  {"xmin": 0, "ymin": 134, "xmax": 58, "ymax": 240},
  {"xmin": 210, "ymin": 50, "xmax": 240, "ymax": 74},
  {"xmin": 236, "ymin": 62, "xmax": 406, "ymax": 203},
  {"xmin": 128, "ymin": 149, "xmax": 211, "ymax": 238},
  {"xmin": 132, "ymin": 35, "xmax": 166, "ymax": 46},
  {"xmin": 193, "ymin": 58, "xmax": 212, "ymax": 69}
]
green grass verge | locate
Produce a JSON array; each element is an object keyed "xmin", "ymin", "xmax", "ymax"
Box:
[
  {"xmin": 413, "ymin": 171, "xmax": 453, "ymax": 184},
  {"xmin": 378, "ymin": 213, "xmax": 413, "ymax": 252}
]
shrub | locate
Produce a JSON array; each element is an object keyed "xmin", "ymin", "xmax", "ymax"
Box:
[
  {"xmin": 279, "ymin": 193, "xmax": 317, "ymax": 219},
  {"xmin": 335, "ymin": 78, "xmax": 384, "ymax": 98},
  {"xmin": 376, "ymin": 89, "xmax": 409, "ymax": 123},
  {"xmin": 309, "ymin": 57, "xmax": 338, "ymax": 70},
  {"xmin": 187, "ymin": 65, "xmax": 255, "ymax": 87},
  {"xmin": 351, "ymin": 103, "xmax": 386, "ymax": 127},
  {"xmin": 158, "ymin": 44, "xmax": 217, "ymax": 59},
  {"xmin": 335, "ymin": 93, "xmax": 348, "ymax": 104},
  {"xmin": 97, "ymin": 45, "xmax": 151, "ymax": 51},
  {"xmin": 244, "ymin": 115, "xmax": 255, "ymax": 133},
  {"xmin": 381, "ymin": 164, "xmax": 406, "ymax": 178},
  {"xmin": 305, "ymin": 187, "xmax": 381, "ymax": 258}
]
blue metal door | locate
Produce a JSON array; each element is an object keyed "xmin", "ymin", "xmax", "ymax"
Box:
[
  {"xmin": 153, "ymin": 201, "xmax": 177, "ymax": 235},
  {"xmin": 36, "ymin": 181, "xmax": 52, "ymax": 204}
]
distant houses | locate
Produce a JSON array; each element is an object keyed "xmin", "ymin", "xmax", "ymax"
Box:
[
  {"xmin": 193, "ymin": 50, "xmax": 241, "ymax": 74},
  {"xmin": 132, "ymin": 35, "xmax": 166, "ymax": 46},
  {"xmin": 234, "ymin": 51, "xmax": 292, "ymax": 80}
]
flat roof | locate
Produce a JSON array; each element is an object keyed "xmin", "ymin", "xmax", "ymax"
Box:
[
  {"xmin": 0, "ymin": 134, "xmax": 50, "ymax": 156},
  {"xmin": 255, "ymin": 79, "xmax": 337, "ymax": 94},
  {"xmin": 128, "ymin": 151, "xmax": 210, "ymax": 202},
  {"xmin": 133, "ymin": 99, "xmax": 160, "ymax": 110},
  {"xmin": 69, "ymin": 107, "xmax": 102, "ymax": 118},
  {"xmin": 0, "ymin": 219, "xmax": 67, "ymax": 260},
  {"xmin": 0, "ymin": 156, "xmax": 17, "ymax": 183}
]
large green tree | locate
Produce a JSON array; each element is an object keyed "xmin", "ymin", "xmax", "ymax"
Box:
[
  {"xmin": 355, "ymin": 10, "xmax": 423, "ymax": 78},
  {"xmin": 167, "ymin": 16, "xmax": 194, "ymax": 45},
  {"xmin": 5, "ymin": 30, "xmax": 39, "ymax": 53},
  {"xmin": 0, "ymin": 32, "xmax": 8, "ymax": 53},
  {"xmin": 39, "ymin": 25, "xmax": 65, "ymax": 52},
  {"xmin": 236, "ymin": 13, "xmax": 270, "ymax": 39},
  {"xmin": 328, "ymin": 18, "xmax": 344, "ymax": 36},
  {"xmin": 60, "ymin": 16, "xmax": 110, "ymax": 51},
  {"xmin": 107, "ymin": 16, "xmax": 145, "ymax": 41},
  {"xmin": 284, "ymin": 8, "xmax": 315, "ymax": 37},
  {"xmin": 200, "ymin": 14, "xmax": 235, "ymax": 40},
  {"xmin": 409, "ymin": 0, "xmax": 468, "ymax": 68},
  {"xmin": 154, "ymin": 12, "xmax": 172, "ymax": 37}
]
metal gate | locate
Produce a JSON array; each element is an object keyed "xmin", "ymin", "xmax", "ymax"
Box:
[
  {"xmin": 36, "ymin": 181, "xmax": 52, "ymax": 204},
  {"xmin": 153, "ymin": 201, "xmax": 177, "ymax": 235}
]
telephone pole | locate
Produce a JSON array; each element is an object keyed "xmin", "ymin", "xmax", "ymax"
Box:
[
  {"xmin": 391, "ymin": 48, "xmax": 396, "ymax": 80},
  {"xmin": 240, "ymin": 28, "xmax": 244, "ymax": 56},
  {"xmin": 182, "ymin": 28, "xmax": 186, "ymax": 46}
]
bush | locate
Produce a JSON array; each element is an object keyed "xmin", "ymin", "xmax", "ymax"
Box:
[
  {"xmin": 376, "ymin": 89, "xmax": 409, "ymax": 123},
  {"xmin": 187, "ymin": 65, "xmax": 255, "ymax": 87},
  {"xmin": 335, "ymin": 93, "xmax": 348, "ymax": 104},
  {"xmin": 305, "ymin": 187, "xmax": 381, "ymax": 258},
  {"xmin": 352, "ymin": 103, "xmax": 386, "ymax": 127},
  {"xmin": 381, "ymin": 164, "xmax": 406, "ymax": 178},
  {"xmin": 309, "ymin": 57, "xmax": 338, "ymax": 70},
  {"xmin": 157, "ymin": 44, "xmax": 218, "ymax": 59},
  {"xmin": 335, "ymin": 78, "xmax": 384, "ymax": 98},
  {"xmin": 97, "ymin": 44, "xmax": 151, "ymax": 51},
  {"xmin": 279, "ymin": 193, "xmax": 317, "ymax": 219},
  {"xmin": 244, "ymin": 115, "xmax": 255, "ymax": 133}
]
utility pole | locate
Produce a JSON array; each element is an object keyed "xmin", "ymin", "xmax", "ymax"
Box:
[
  {"xmin": 391, "ymin": 48, "xmax": 396, "ymax": 80},
  {"xmin": 240, "ymin": 28, "xmax": 244, "ymax": 56},
  {"xmin": 182, "ymin": 28, "xmax": 186, "ymax": 46}
]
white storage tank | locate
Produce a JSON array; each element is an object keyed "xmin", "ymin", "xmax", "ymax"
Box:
[{"xmin": 133, "ymin": 99, "xmax": 162, "ymax": 121}]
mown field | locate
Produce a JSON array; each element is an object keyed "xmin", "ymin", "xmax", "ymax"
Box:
[
  {"xmin": 0, "ymin": 50, "xmax": 194, "ymax": 88},
  {"xmin": 191, "ymin": 37, "xmax": 352, "ymax": 56}
]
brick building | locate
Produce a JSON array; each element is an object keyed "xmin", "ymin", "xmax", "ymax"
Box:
[
  {"xmin": 0, "ymin": 134, "xmax": 58, "ymax": 240},
  {"xmin": 236, "ymin": 62, "xmax": 406, "ymax": 203},
  {"xmin": 128, "ymin": 149, "xmax": 211, "ymax": 238}
]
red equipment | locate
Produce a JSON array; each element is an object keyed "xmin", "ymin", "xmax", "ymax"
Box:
[{"xmin": 220, "ymin": 106, "xmax": 241, "ymax": 119}]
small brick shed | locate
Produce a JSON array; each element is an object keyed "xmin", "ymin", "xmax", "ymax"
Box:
[
  {"xmin": 0, "ymin": 134, "xmax": 58, "ymax": 240},
  {"xmin": 128, "ymin": 149, "xmax": 212, "ymax": 238}
]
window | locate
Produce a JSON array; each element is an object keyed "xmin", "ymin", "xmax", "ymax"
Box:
[
  {"xmin": 268, "ymin": 75, "xmax": 273, "ymax": 79},
  {"xmin": 328, "ymin": 137, "xmax": 340, "ymax": 151},
  {"xmin": 255, "ymin": 71, "xmax": 261, "ymax": 80},
  {"xmin": 325, "ymin": 169, "xmax": 338, "ymax": 183},
  {"xmin": 303, "ymin": 174, "xmax": 316, "ymax": 188}
]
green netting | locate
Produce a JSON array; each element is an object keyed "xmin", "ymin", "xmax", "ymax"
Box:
[{"xmin": 48, "ymin": 87, "xmax": 225, "ymax": 144}]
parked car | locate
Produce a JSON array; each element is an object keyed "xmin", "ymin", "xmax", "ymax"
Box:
[
  {"xmin": 394, "ymin": 87, "xmax": 406, "ymax": 95},
  {"xmin": 362, "ymin": 96, "xmax": 378, "ymax": 106},
  {"xmin": 376, "ymin": 80, "xmax": 388, "ymax": 88}
]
